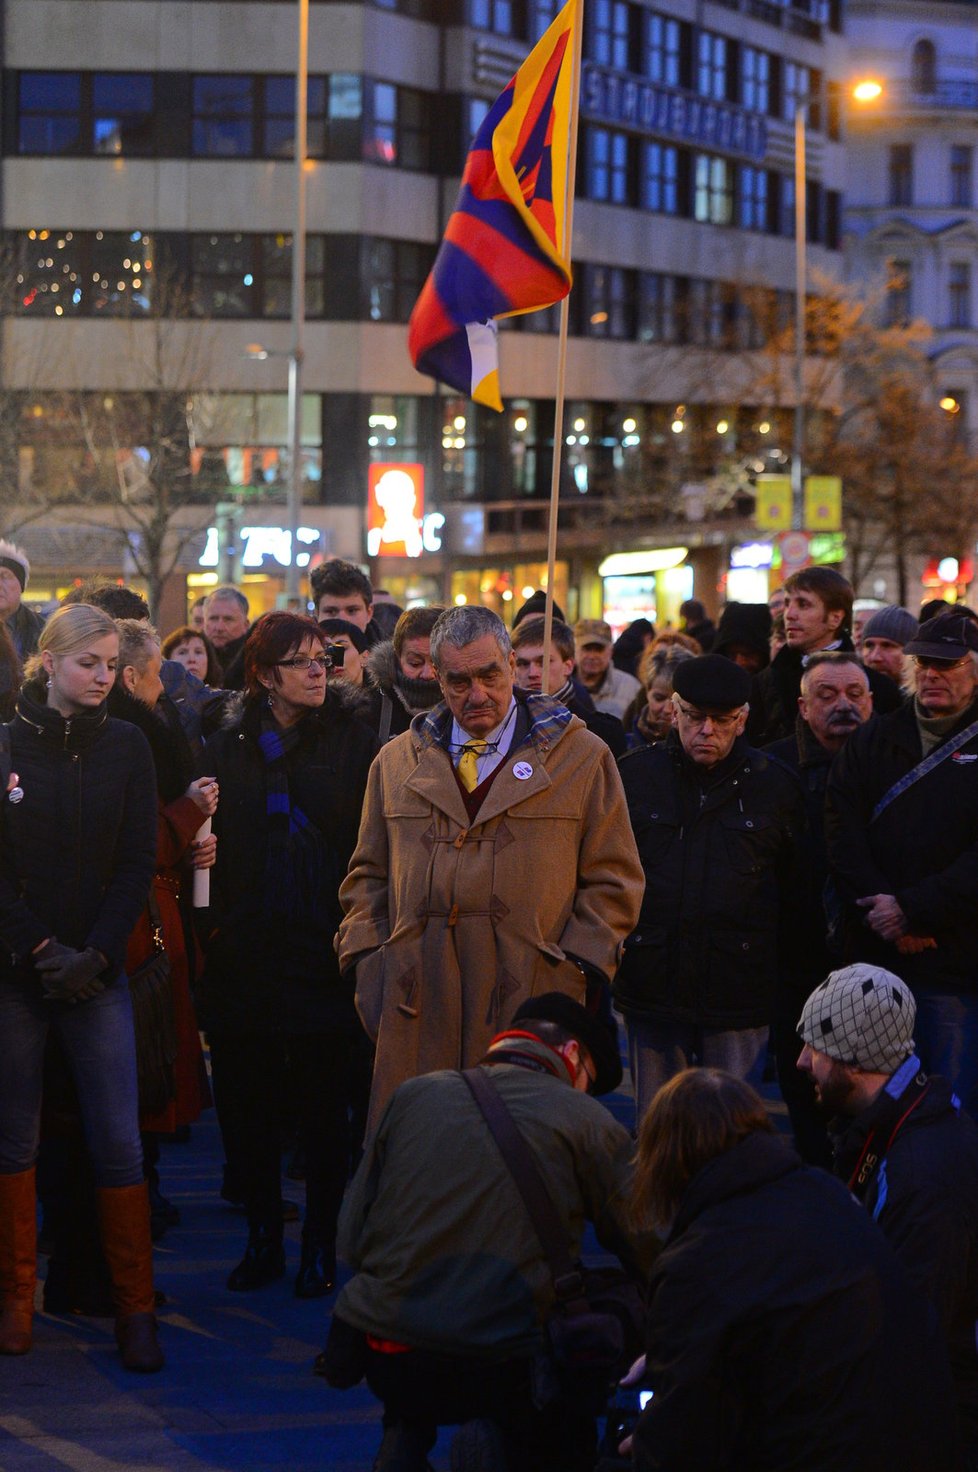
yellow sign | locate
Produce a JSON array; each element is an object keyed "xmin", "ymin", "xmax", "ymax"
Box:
[
  {"xmin": 755, "ymin": 476, "xmax": 792, "ymax": 531},
  {"xmin": 804, "ymin": 476, "xmax": 842, "ymax": 532}
]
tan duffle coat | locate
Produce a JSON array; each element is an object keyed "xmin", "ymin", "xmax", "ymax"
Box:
[{"xmin": 337, "ymin": 693, "xmax": 643, "ymax": 1133}]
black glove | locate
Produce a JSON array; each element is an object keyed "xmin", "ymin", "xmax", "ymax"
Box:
[{"xmin": 34, "ymin": 942, "xmax": 107, "ymax": 1002}]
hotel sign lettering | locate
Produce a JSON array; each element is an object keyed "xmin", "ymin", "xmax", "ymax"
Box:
[{"xmin": 581, "ymin": 65, "xmax": 769, "ymax": 162}]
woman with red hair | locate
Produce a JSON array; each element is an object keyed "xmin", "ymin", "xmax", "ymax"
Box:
[{"xmin": 199, "ymin": 613, "xmax": 378, "ymax": 1298}]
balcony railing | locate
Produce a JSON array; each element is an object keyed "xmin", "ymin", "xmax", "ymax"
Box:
[{"xmin": 891, "ymin": 80, "xmax": 978, "ymax": 112}]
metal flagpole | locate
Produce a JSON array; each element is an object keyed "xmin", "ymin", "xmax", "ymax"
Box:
[{"xmin": 541, "ymin": 0, "xmax": 584, "ymax": 693}]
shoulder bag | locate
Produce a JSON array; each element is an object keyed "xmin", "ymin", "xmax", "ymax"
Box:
[{"xmin": 129, "ymin": 885, "xmax": 177, "ymax": 1115}]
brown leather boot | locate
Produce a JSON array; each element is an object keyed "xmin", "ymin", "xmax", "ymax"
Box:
[
  {"xmin": 0, "ymin": 1167, "xmax": 37, "ymax": 1355},
  {"xmin": 96, "ymin": 1183, "xmax": 164, "ymax": 1373}
]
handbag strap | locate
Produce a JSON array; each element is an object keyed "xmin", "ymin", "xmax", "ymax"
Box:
[
  {"xmin": 461, "ymin": 1067, "xmax": 587, "ymax": 1309},
  {"xmin": 146, "ymin": 883, "xmax": 165, "ymax": 951},
  {"xmin": 0, "ymin": 723, "xmax": 11, "ymax": 794}
]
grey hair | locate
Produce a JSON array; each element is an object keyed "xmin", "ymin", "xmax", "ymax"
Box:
[
  {"xmin": 115, "ymin": 617, "xmax": 160, "ymax": 677},
  {"xmin": 429, "ymin": 605, "xmax": 511, "ymax": 668},
  {"xmin": 204, "ymin": 584, "xmax": 249, "ymax": 617}
]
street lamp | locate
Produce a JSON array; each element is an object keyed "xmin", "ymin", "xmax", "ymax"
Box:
[
  {"xmin": 791, "ymin": 78, "xmax": 884, "ymax": 530},
  {"xmin": 245, "ymin": 0, "xmax": 308, "ymax": 605}
]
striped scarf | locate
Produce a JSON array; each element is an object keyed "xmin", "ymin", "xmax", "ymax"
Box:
[{"xmin": 259, "ymin": 709, "xmax": 324, "ymax": 921}]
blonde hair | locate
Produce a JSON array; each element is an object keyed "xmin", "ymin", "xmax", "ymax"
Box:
[{"xmin": 25, "ymin": 603, "xmax": 118, "ymax": 682}]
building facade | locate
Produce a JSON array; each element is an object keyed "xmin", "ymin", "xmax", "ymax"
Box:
[{"xmin": 1, "ymin": 0, "xmax": 846, "ymax": 625}]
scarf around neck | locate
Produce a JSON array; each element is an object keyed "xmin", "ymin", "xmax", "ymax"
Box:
[{"xmin": 258, "ymin": 706, "xmax": 324, "ymax": 921}]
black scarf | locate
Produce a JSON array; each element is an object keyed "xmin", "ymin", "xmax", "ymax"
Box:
[{"xmin": 106, "ymin": 684, "xmax": 194, "ymax": 802}]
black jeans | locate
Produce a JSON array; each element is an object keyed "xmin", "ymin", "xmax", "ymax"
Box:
[
  {"xmin": 364, "ymin": 1340, "xmax": 597, "ymax": 1472},
  {"xmin": 209, "ymin": 1028, "xmax": 355, "ymax": 1243}
]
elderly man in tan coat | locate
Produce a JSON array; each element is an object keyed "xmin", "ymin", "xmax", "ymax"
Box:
[{"xmin": 338, "ymin": 604, "xmax": 643, "ymax": 1133}]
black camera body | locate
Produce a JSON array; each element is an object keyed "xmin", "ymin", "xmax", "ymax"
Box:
[
  {"xmin": 595, "ymin": 1386, "xmax": 653, "ymax": 1471},
  {"xmin": 323, "ymin": 643, "xmax": 347, "ymax": 668}
]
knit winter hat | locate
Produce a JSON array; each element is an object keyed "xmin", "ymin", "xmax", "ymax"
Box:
[
  {"xmin": 0, "ymin": 539, "xmax": 29, "ymax": 592},
  {"xmin": 797, "ymin": 965, "xmax": 916, "ymax": 1073},
  {"xmin": 860, "ymin": 605, "xmax": 917, "ymax": 648}
]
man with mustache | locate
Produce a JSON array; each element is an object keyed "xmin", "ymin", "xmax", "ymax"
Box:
[
  {"xmin": 764, "ymin": 653, "xmax": 874, "ymax": 1162},
  {"xmin": 337, "ymin": 604, "xmax": 643, "ymax": 1135}
]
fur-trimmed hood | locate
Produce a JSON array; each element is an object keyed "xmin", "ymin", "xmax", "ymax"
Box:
[
  {"xmin": 366, "ymin": 639, "xmax": 442, "ymax": 715},
  {"xmin": 219, "ymin": 680, "xmax": 366, "ymax": 735}
]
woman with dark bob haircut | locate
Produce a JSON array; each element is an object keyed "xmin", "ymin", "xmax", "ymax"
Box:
[
  {"xmin": 0, "ymin": 604, "xmax": 162, "ymax": 1371},
  {"xmin": 625, "ymin": 1068, "xmax": 959, "ymax": 1471},
  {"xmin": 199, "ymin": 612, "xmax": 379, "ymax": 1298}
]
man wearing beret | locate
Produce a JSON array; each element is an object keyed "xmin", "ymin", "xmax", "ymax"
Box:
[
  {"xmin": 322, "ymin": 993, "xmax": 654, "ymax": 1472},
  {"xmin": 0, "ymin": 540, "xmax": 42, "ymax": 662},
  {"xmin": 797, "ymin": 964, "xmax": 978, "ymax": 1461},
  {"xmin": 615, "ymin": 654, "xmax": 805, "ymax": 1120},
  {"xmin": 826, "ymin": 611, "xmax": 978, "ymax": 1115}
]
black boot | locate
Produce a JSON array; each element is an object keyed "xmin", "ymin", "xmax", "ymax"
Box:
[
  {"xmin": 294, "ymin": 1239, "xmax": 335, "ymax": 1299},
  {"xmin": 226, "ymin": 1226, "xmax": 286, "ymax": 1292}
]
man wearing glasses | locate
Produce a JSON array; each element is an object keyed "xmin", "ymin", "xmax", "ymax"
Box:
[
  {"xmin": 615, "ymin": 654, "xmax": 804, "ymax": 1120},
  {"xmin": 827, "ymin": 610, "xmax": 978, "ymax": 1115}
]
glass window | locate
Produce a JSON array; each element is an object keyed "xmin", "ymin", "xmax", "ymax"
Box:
[
  {"xmin": 92, "ymin": 74, "xmax": 155, "ymax": 156},
  {"xmin": 191, "ymin": 233, "xmax": 256, "ymax": 315},
  {"xmin": 583, "ymin": 264, "xmax": 635, "ymax": 338},
  {"xmin": 90, "ymin": 230, "xmax": 155, "ymax": 315},
  {"xmin": 397, "ymin": 88, "xmax": 432, "ymax": 171},
  {"xmin": 886, "ymin": 259, "xmax": 912, "ymax": 326},
  {"xmin": 468, "ymin": 0, "xmax": 517, "ymax": 35},
  {"xmin": 739, "ymin": 165, "xmax": 768, "ymax": 231},
  {"xmin": 645, "ymin": 13, "xmax": 680, "ymax": 85},
  {"xmin": 782, "ymin": 61, "xmax": 810, "ymax": 124},
  {"xmin": 637, "ymin": 272, "xmax": 678, "ymax": 343},
  {"xmin": 192, "ymin": 75, "xmax": 254, "ymax": 157},
  {"xmin": 693, "ymin": 154, "xmax": 733, "ymax": 225},
  {"xmin": 590, "ymin": 0, "xmax": 631, "ymax": 71},
  {"xmin": 361, "ymin": 237, "xmax": 433, "ymax": 322},
  {"xmin": 741, "ymin": 47, "xmax": 770, "ymax": 114},
  {"xmin": 889, "ymin": 144, "xmax": 913, "ymax": 207},
  {"xmin": 585, "ymin": 127, "xmax": 630, "ymax": 204},
  {"xmin": 911, "ymin": 39, "xmax": 936, "ymax": 95},
  {"xmin": 18, "ymin": 72, "xmax": 82, "ymax": 154},
  {"xmin": 642, "ymin": 142, "xmax": 678, "ymax": 214},
  {"xmin": 262, "ymin": 75, "xmax": 328, "ymax": 159},
  {"xmin": 697, "ymin": 32, "xmax": 726, "ymax": 102},
  {"xmin": 260, "ymin": 234, "xmax": 326, "ymax": 317},
  {"xmin": 951, "ymin": 145, "xmax": 972, "ymax": 209},
  {"xmin": 326, "ymin": 74, "xmax": 363, "ymax": 161},
  {"xmin": 949, "ymin": 262, "xmax": 971, "ymax": 329}
]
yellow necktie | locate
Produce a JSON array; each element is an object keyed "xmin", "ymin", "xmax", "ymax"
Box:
[{"xmin": 458, "ymin": 739, "xmax": 489, "ymax": 793}]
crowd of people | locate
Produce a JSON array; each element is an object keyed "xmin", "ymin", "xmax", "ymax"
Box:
[{"xmin": 0, "ymin": 537, "xmax": 976, "ymax": 1471}]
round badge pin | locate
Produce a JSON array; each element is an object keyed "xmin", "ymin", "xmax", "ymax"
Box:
[
  {"xmin": 8, "ymin": 786, "xmax": 23, "ymax": 804},
  {"xmin": 513, "ymin": 761, "xmax": 533, "ymax": 780}
]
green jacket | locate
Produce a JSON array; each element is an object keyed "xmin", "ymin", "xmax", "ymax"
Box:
[{"xmin": 336, "ymin": 1051, "xmax": 655, "ymax": 1360}]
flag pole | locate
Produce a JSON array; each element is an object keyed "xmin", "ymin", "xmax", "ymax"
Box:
[{"xmin": 541, "ymin": 0, "xmax": 584, "ymax": 694}]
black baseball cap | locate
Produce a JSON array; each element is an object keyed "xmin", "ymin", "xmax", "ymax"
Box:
[
  {"xmin": 905, "ymin": 611, "xmax": 978, "ymax": 661},
  {"xmin": 512, "ymin": 992, "xmax": 622, "ymax": 1095}
]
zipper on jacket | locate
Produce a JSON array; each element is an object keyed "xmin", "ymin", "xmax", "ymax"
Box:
[{"xmin": 63, "ymin": 717, "xmax": 71, "ymax": 751}]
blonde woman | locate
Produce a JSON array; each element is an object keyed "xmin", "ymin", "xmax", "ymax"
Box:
[{"xmin": 0, "ymin": 604, "xmax": 162, "ymax": 1370}]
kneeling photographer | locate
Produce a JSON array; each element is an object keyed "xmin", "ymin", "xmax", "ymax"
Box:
[{"xmin": 321, "ymin": 994, "xmax": 656, "ymax": 1472}]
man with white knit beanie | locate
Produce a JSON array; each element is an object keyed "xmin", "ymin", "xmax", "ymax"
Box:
[{"xmin": 0, "ymin": 539, "xmax": 41, "ymax": 660}]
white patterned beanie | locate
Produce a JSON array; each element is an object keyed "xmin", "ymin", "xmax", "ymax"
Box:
[{"xmin": 797, "ymin": 965, "xmax": 916, "ymax": 1072}]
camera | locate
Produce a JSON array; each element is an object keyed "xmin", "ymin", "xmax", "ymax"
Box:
[{"xmin": 323, "ymin": 643, "xmax": 347, "ymax": 669}]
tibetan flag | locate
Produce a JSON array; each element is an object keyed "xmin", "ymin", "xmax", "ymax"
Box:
[
  {"xmin": 408, "ymin": 0, "xmax": 577, "ymax": 411},
  {"xmin": 755, "ymin": 475, "xmax": 792, "ymax": 532}
]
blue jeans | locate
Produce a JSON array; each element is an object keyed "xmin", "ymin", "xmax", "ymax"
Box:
[
  {"xmin": 627, "ymin": 1016, "xmax": 769, "ymax": 1125},
  {"xmin": 913, "ymin": 990, "xmax": 978, "ymax": 1119},
  {"xmin": 0, "ymin": 973, "xmax": 143, "ymax": 1185}
]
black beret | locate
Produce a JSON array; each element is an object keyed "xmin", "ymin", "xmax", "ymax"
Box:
[
  {"xmin": 672, "ymin": 653, "xmax": 751, "ymax": 710},
  {"xmin": 511, "ymin": 992, "xmax": 622, "ymax": 1095}
]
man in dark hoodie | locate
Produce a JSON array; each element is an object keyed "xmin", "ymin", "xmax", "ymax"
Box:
[
  {"xmin": 798, "ymin": 964, "xmax": 978, "ymax": 1466},
  {"xmin": 359, "ymin": 605, "xmax": 444, "ymax": 743}
]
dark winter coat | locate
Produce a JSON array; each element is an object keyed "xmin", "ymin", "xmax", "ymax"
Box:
[
  {"xmin": 561, "ymin": 678, "xmax": 627, "ymax": 758},
  {"xmin": 765, "ymin": 717, "xmax": 840, "ymax": 997},
  {"xmin": 358, "ymin": 640, "xmax": 440, "ymax": 744},
  {"xmin": 0, "ymin": 679, "xmax": 158, "ymax": 977},
  {"xmin": 825, "ymin": 697, "xmax": 978, "ymax": 994},
  {"xmin": 632, "ymin": 1131, "xmax": 960, "ymax": 1472},
  {"xmin": 4, "ymin": 601, "xmax": 43, "ymax": 661},
  {"xmin": 198, "ymin": 689, "xmax": 379, "ymax": 1034},
  {"xmin": 614, "ymin": 731, "xmax": 804, "ymax": 1029},
  {"xmin": 748, "ymin": 634, "xmax": 902, "ymax": 746},
  {"xmin": 831, "ymin": 1066, "xmax": 978, "ymax": 1442}
]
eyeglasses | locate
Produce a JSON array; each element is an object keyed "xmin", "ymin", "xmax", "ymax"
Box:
[
  {"xmin": 673, "ymin": 699, "xmax": 744, "ymax": 729},
  {"xmin": 580, "ymin": 1051, "xmax": 597, "ymax": 1091},
  {"xmin": 911, "ymin": 654, "xmax": 973, "ymax": 672},
  {"xmin": 276, "ymin": 654, "xmax": 329, "ymax": 671}
]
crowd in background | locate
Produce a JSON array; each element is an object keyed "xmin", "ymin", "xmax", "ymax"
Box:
[{"xmin": 0, "ymin": 534, "xmax": 977, "ymax": 1470}]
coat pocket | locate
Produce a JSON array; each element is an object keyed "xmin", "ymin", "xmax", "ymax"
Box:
[{"xmin": 354, "ymin": 946, "xmax": 386, "ymax": 1041}]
